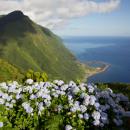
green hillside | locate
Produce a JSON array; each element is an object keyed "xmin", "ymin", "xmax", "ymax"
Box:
[
  {"xmin": 0, "ymin": 11, "xmax": 85, "ymax": 81},
  {"xmin": 0, "ymin": 59, "xmax": 23, "ymax": 81}
]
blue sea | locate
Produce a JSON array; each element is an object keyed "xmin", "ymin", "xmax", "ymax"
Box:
[{"xmin": 62, "ymin": 36, "xmax": 130, "ymax": 83}]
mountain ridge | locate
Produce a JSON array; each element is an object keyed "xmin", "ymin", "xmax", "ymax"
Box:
[{"xmin": 0, "ymin": 10, "xmax": 85, "ymax": 81}]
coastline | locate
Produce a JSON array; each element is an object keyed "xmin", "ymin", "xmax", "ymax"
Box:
[{"xmin": 82, "ymin": 61, "xmax": 110, "ymax": 82}]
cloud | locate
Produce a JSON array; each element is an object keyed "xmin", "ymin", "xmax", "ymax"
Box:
[{"xmin": 0, "ymin": 0, "xmax": 120, "ymax": 28}]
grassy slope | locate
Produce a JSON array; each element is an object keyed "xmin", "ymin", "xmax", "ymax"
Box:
[
  {"xmin": 0, "ymin": 11, "xmax": 85, "ymax": 81},
  {"xmin": 0, "ymin": 59, "xmax": 23, "ymax": 81}
]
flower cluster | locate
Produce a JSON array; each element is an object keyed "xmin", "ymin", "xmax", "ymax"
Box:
[{"xmin": 0, "ymin": 79, "xmax": 129, "ymax": 129}]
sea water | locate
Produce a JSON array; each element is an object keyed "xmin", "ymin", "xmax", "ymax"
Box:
[{"xmin": 63, "ymin": 36, "xmax": 130, "ymax": 83}]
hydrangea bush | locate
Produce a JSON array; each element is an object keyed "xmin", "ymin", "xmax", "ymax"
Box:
[{"xmin": 0, "ymin": 79, "xmax": 129, "ymax": 130}]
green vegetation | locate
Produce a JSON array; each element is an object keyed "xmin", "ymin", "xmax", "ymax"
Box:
[
  {"xmin": 97, "ymin": 83, "xmax": 130, "ymax": 99},
  {"xmin": 0, "ymin": 59, "xmax": 23, "ymax": 81},
  {"xmin": 0, "ymin": 11, "xmax": 85, "ymax": 82},
  {"xmin": 23, "ymin": 69, "xmax": 48, "ymax": 82}
]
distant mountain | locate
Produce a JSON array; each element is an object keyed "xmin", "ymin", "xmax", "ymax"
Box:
[{"xmin": 0, "ymin": 10, "xmax": 85, "ymax": 81}]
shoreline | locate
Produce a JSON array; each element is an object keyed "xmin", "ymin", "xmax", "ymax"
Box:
[{"xmin": 82, "ymin": 61, "xmax": 110, "ymax": 82}]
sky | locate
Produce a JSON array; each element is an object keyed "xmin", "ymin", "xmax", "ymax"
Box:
[{"xmin": 0, "ymin": 0, "xmax": 130, "ymax": 36}]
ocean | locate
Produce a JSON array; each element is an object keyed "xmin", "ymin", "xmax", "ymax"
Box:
[{"xmin": 62, "ymin": 36, "xmax": 130, "ymax": 83}]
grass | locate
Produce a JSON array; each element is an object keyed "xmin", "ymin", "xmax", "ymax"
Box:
[{"xmin": 0, "ymin": 59, "xmax": 23, "ymax": 82}]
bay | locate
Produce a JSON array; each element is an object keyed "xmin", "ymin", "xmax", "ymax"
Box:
[{"xmin": 62, "ymin": 36, "xmax": 130, "ymax": 83}]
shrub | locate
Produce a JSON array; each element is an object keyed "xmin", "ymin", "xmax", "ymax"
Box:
[
  {"xmin": 24, "ymin": 69, "xmax": 48, "ymax": 82},
  {"xmin": 0, "ymin": 80, "xmax": 129, "ymax": 130}
]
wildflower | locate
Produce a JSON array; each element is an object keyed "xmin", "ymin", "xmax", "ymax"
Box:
[
  {"xmin": 89, "ymin": 95, "xmax": 96, "ymax": 105},
  {"xmin": 80, "ymin": 105, "xmax": 87, "ymax": 113},
  {"xmin": 84, "ymin": 113, "xmax": 89, "ymax": 120},
  {"xmin": 26, "ymin": 106, "xmax": 33, "ymax": 114},
  {"xmin": 69, "ymin": 81, "xmax": 76, "ymax": 87},
  {"xmin": 83, "ymin": 95, "xmax": 90, "ymax": 106},
  {"xmin": 113, "ymin": 118, "xmax": 123, "ymax": 126},
  {"xmin": 16, "ymin": 94, "xmax": 22, "ymax": 99},
  {"xmin": 61, "ymin": 84, "xmax": 68, "ymax": 91},
  {"xmin": 94, "ymin": 102, "xmax": 100, "ymax": 110},
  {"xmin": 57, "ymin": 104, "xmax": 63, "ymax": 112},
  {"xmin": 38, "ymin": 102, "xmax": 44, "ymax": 111},
  {"xmin": 93, "ymin": 120, "xmax": 100, "ymax": 126},
  {"xmin": 30, "ymin": 94, "xmax": 37, "ymax": 100},
  {"xmin": 79, "ymin": 83, "xmax": 86, "ymax": 91},
  {"xmin": 92, "ymin": 111, "xmax": 101, "ymax": 120},
  {"xmin": 0, "ymin": 122, "xmax": 3, "ymax": 128},
  {"xmin": 11, "ymin": 99, "xmax": 16, "ymax": 104},
  {"xmin": 0, "ymin": 98, "xmax": 5, "ymax": 104},
  {"xmin": 71, "ymin": 86, "xmax": 80, "ymax": 94},
  {"xmin": 26, "ymin": 79, "xmax": 33, "ymax": 84},
  {"xmin": 65, "ymin": 125, "xmax": 73, "ymax": 130},
  {"xmin": 88, "ymin": 84, "xmax": 94, "ymax": 93},
  {"xmin": 78, "ymin": 114, "xmax": 83, "ymax": 119},
  {"xmin": 80, "ymin": 92, "xmax": 87, "ymax": 99},
  {"xmin": 0, "ymin": 82, "xmax": 7, "ymax": 89},
  {"xmin": 57, "ymin": 80, "xmax": 64, "ymax": 86},
  {"xmin": 100, "ymin": 112, "xmax": 108, "ymax": 124}
]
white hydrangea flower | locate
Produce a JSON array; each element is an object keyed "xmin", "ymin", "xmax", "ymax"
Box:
[
  {"xmin": 8, "ymin": 95, "xmax": 13, "ymax": 102},
  {"xmin": 0, "ymin": 122, "xmax": 3, "ymax": 128},
  {"xmin": 65, "ymin": 125, "xmax": 73, "ymax": 130},
  {"xmin": 17, "ymin": 88, "xmax": 22, "ymax": 94},
  {"xmin": 16, "ymin": 94, "xmax": 22, "ymax": 99},
  {"xmin": 68, "ymin": 95, "xmax": 73, "ymax": 101},
  {"xmin": 78, "ymin": 114, "xmax": 83, "ymax": 119},
  {"xmin": 11, "ymin": 99, "xmax": 16, "ymax": 104},
  {"xmin": 83, "ymin": 95, "xmax": 90, "ymax": 106},
  {"xmin": 26, "ymin": 106, "xmax": 33, "ymax": 114},
  {"xmin": 44, "ymin": 100, "xmax": 51, "ymax": 107},
  {"xmin": 107, "ymin": 88, "xmax": 113, "ymax": 93},
  {"xmin": 71, "ymin": 86, "xmax": 80, "ymax": 94},
  {"xmin": 93, "ymin": 120, "xmax": 100, "ymax": 126},
  {"xmin": 113, "ymin": 118, "xmax": 123, "ymax": 126},
  {"xmin": 0, "ymin": 91, "xmax": 3, "ymax": 97},
  {"xmin": 92, "ymin": 111, "xmax": 101, "ymax": 120},
  {"xmin": 2, "ymin": 93, "xmax": 9, "ymax": 100},
  {"xmin": 9, "ymin": 103, "xmax": 13, "ymax": 108},
  {"xmin": 22, "ymin": 102, "xmax": 33, "ymax": 114},
  {"xmin": 87, "ymin": 84, "xmax": 94, "ymax": 93},
  {"xmin": 94, "ymin": 102, "xmax": 100, "ymax": 110},
  {"xmin": 69, "ymin": 81, "xmax": 76, "ymax": 87},
  {"xmin": 57, "ymin": 80, "xmax": 64, "ymax": 86},
  {"xmin": 0, "ymin": 82, "xmax": 7, "ymax": 89},
  {"xmin": 8, "ymin": 85, "xmax": 16, "ymax": 93},
  {"xmin": 5, "ymin": 102, "xmax": 10, "ymax": 107},
  {"xmin": 80, "ymin": 105, "xmax": 87, "ymax": 113},
  {"xmin": 53, "ymin": 80, "xmax": 59, "ymax": 84},
  {"xmin": 30, "ymin": 94, "xmax": 37, "ymax": 100},
  {"xmin": 0, "ymin": 98, "xmax": 5, "ymax": 104},
  {"xmin": 60, "ymin": 84, "xmax": 68, "ymax": 91},
  {"xmin": 12, "ymin": 81, "xmax": 18, "ymax": 85},
  {"xmin": 38, "ymin": 102, "xmax": 44, "ymax": 111},
  {"xmin": 80, "ymin": 92, "xmax": 87, "ymax": 99},
  {"xmin": 57, "ymin": 104, "xmax": 63, "ymax": 112},
  {"xmin": 89, "ymin": 95, "xmax": 96, "ymax": 105},
  {"xmin": 70, "ymin": 106, "xmax": 77, "ymax": 112},
  {"xmin": 100, "ymin": 105, "xmax": 110, "ymax": 112},
  {"xmin": 84, "ymin": 113, "xmax": 89, "ymax": 120},
  {"xmin": 26, "ymin": 79, "xmax": 33, "ymax": 84},
  {"xmin": 101, "ymin": 112, "xmax": 108, "ymax": 124},
  {"xmin": 79, "ymin": 83, "xmax": 86, "ymax": 91}
]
